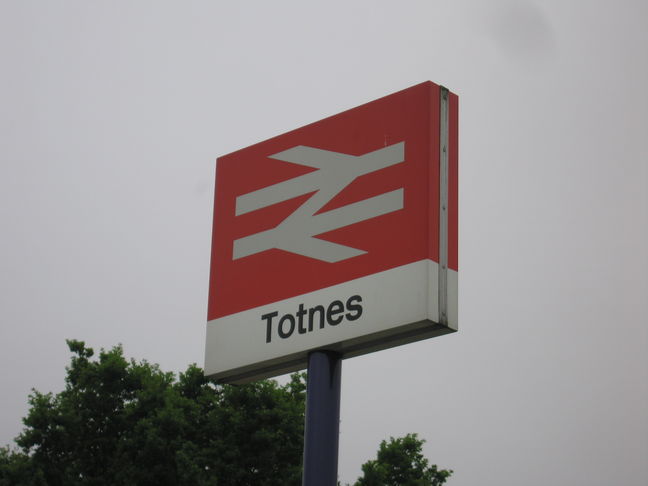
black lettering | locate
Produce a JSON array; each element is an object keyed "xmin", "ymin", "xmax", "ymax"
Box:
[
  {"xmin": 278, "ymin": 314, "xmax": 296, "ymax": 339},
  {"xmin": 264, "ymin": 294, "xmax": 364, "ymax": 342},
  {"xmin": 327, "ymin": 300, "xmax": 344, "ymax": 325},
  {"xmin": 297, "ymin": 304, "xmax": 307, "ymax": 334},
  {"xmin": 345, "ymin": 295, "xmax": 363, "ymax": 321},
  {"xmin": 308, "ymin": 305, "xmax": 325, "ymax": 330},
  {"xmin": 262, "ymin": 311, "xmax": 278, "ymax": 343}
]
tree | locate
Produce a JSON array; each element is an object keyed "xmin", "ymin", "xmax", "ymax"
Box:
[
  {"xmin": 353, "ymin": 434, "xmax": 452, "ymax": 486},
  {"xmin": 0, "ymin": 447, "xmax": 45, "ymax": 486},
  {"xmin": 1, "ymin": 340, "xmax": 452, "ymax": 485},
  {"xmin": 3, "ymin": 340, "xmax": 305, "ymax": 486}
]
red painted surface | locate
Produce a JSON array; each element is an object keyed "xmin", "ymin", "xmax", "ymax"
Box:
[{"xmin": 208, "ymin": 82, "xmax": 457, "ymax": 320}]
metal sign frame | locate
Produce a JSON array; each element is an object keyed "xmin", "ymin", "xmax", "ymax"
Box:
[{"xmin": 206, "ymin": 81, "xmax": 458, "ymax": 383}]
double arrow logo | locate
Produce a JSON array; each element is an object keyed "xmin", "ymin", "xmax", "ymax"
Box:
[{"xmin": 233, "ymin": 142, "xmax": 406, "ymax": 263}]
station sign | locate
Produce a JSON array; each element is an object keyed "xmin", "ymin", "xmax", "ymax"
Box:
[{"xmin": 205, "ymin": 81, "xmax": 458, "ymax": 382}]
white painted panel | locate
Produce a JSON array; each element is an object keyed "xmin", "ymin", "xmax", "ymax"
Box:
[
  {"xmin": 447, "ymin": 269, "xmax": 458, "ymax": 331},
  {"xmin": 205, "ymin": 260, "xmax": 442, "ymax": 379}
]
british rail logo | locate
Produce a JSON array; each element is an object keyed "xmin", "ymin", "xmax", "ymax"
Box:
[{"xmin": 233, "ymin": 143, "xmax": 406, "ymax": 263}]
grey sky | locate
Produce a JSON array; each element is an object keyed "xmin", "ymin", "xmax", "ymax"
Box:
[{"xmin": 1, "ymin": 1, "xmax": 646, "ymax": 485}]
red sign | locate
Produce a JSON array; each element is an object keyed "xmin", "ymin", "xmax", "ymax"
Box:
[{"xmin": 206, "ymin": 81, "xmax": 458, "ymax": 382}]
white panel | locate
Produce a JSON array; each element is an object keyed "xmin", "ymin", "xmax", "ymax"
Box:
[
  {"xmin": 205, "ymin": 260, "xmax": 447, "ymax": 381},
  {"xmin": 447, "ymin": 269, "xmax": 458, "ymax": 331}
]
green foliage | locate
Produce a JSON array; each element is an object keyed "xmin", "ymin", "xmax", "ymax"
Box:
[
  {"xmin": 1, "ymin": 340, "xmax": 452, "ymax": 486},
  {"xmin": 353, "ymin": 434, "xmax": 452, "ymax": 486},
  {"xmin": 3, "ymin": 340, "xmax": 306, "ymax": 486},
  {"xmin": 0, "ymin": 447, "xmax": 45, "ymax": 486}
]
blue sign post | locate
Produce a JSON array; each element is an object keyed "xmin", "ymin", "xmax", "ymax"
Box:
[{"xmin": 302, "ymin": 351, "xmax": 342, "ymax": 486}]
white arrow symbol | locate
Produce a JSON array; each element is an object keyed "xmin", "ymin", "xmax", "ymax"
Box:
[{"xmin": 233, "ymin": 142, "xmax": 405, "ymax": 263}]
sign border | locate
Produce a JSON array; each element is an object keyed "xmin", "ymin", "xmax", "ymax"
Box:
[{"xmin": 206, "ymin": 82, "xmax": 458, "ymax": 383}]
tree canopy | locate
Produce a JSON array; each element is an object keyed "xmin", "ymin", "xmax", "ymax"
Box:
[
  {"xmin": 2, "ymin": 340, "xmax": 305, "ymax": 486},
  {"xmin": 352, "ymin": 434, "xmax": 452, "ymax": 486},
  {"xmin": 1, "ymin": 340, "xmax": 451, "ymax": 486}
]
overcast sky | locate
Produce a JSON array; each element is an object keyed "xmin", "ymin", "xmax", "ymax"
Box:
[{"xmin": 1, "ymin": 1, "xmax": 646, "ymax": 485}]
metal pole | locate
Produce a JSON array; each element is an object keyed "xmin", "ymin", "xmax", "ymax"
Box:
[{"xmin": 302, "ymin": 350, "xmax": 342, "ymax": 486}]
